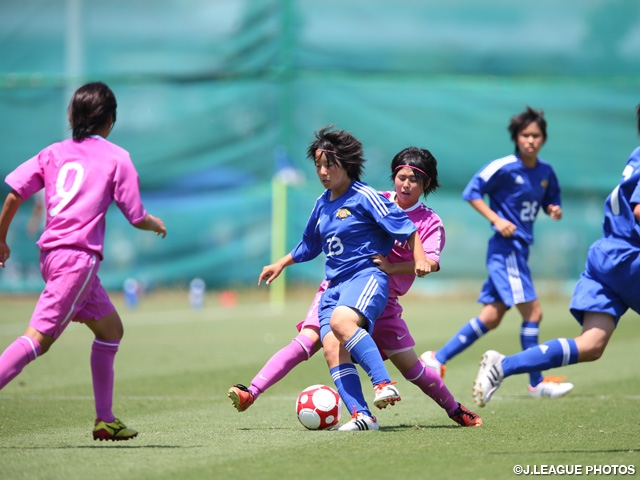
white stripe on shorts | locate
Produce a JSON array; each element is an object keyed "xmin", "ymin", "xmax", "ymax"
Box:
[
  {"xmin": 506, "ymin": 252, "xmax": 525, "ymax": 304},
  {"xmin": 355, "ymin": 275, "xmax": 378, "ymax": 313},
  {"xmin": 60, "ymin": 254, "xmax": 98, "ymax": 328}
]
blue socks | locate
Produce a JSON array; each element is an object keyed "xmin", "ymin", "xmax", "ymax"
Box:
[
  {"xmin": 503, "ymin": 338, "xmax": 579, "ymax": 378},
  {"xmin": 435, "ymin": 317, "xmax": 488, "ymax": 364},
  {"xmin": 520, "ymin": 321, "xmax": 543, "ymax": 386},
  {"xmin": 344, "ymin": 328, "xmax": 391, "ymax": 386},
  {"xmin": 330, "ymin": 364, "xmax": 372, "ymax": 417}
]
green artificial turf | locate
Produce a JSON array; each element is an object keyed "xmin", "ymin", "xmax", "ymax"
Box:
[{"xmin": 1, "ymin": 289, "xmax": 638, "ymax": 479}]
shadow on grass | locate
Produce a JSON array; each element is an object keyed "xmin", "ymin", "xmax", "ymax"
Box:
[
  {"xmin": 488, "ymin": 449, "xmax": 638, "ymax": 454},
  {"xmin": 380, "ymin": 424, "xmax": 467, "ymax": 431},
  {"xmin": 0, "ymin": 445, "xmax": 202, "ymax": 449}
]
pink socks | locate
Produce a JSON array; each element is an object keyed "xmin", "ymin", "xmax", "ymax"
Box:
[
  {"xmin": 91, "ymin": 339, "xmax": 120, "ymax": 422},
  {"xmin": 250, "ymin": 334, "xmax": 316, "ymax": 399},
  {"xmin": 403, "ymin": 360, "xmax": 458, "ymax": 415},
  {"xmin": 0, "ymin": 335, "xmax": 41, "ymax": 390}
]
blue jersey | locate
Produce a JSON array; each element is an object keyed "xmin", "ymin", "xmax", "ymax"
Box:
[
  {"xmin": 569, "ymin": 146, "xmax": 640, "ymax": 323},
  {"xmin": 602, "ymin": 146, "xmax": 640, "ymax": 246},
  {"xmin": 291, "ymin": 180, "xmax": 417, "ymax": 282},
  {"xmin": 462, "ymin": 154, "xmax": 561, "ymax": 246}
]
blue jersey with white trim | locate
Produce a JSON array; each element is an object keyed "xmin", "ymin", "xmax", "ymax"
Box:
[
  {"xmin": 602, "ymin": 146, "xmax": 640, "ymax": 246},
  {"xmin": 462, "ymin": 154, "xmax": 561, "ymax": 246},
  {"xmin": 291, "ymin": 180, "xmax": 417, "ymax": 282}
]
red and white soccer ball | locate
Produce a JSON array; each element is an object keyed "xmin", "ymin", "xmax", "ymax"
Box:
[{"xmin": 296, "ymin": 384, "xmax": 343, "ymax": 430}]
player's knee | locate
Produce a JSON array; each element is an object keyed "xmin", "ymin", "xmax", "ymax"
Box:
[
  {"xmin": 481, "ymin": 317, "xmax": 501, "ymax": 330},
  {"xmin": 578, "ymin": 343, "xmax": 606, "ymax": 362},
  {"xmin": 329, "ymin": 318, "xmax": 355, "ymax": 341}
]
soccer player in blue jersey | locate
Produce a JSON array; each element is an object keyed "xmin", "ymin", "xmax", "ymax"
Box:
[
  {"xmin": 258, "ymin": 126, "xmax": 430, "ymax": 412},
  {"xmin": 473, "ymin": 103, "xmax": 640, "ymax": 407},
  {"xmin": 422, "ymin": 106, "xmax": 573, "ymax": 399}
]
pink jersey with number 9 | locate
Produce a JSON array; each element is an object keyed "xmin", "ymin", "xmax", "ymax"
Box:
[{"xmin": 5, "ymin": 136, "xmax": 147, "ymax": 260}]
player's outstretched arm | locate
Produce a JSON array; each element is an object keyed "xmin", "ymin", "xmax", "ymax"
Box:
[
  {"xmin": 259, "ymin": 253, "xmax": 295, "ymax": 285},
  {"xmin": 133, "ymin": 214, "xmax": 167, "ymax": 238},
  {"xmin": 0, "ymin": 191, "xmax": 23, "ymax": 268}
]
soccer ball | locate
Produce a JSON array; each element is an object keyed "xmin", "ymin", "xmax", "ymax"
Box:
[{"xmin": 296, "ymin": 384, "xmax": 343, "ymax": 430}]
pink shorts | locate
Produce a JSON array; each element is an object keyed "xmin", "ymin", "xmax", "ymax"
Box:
[
  {"xmin": 295, "ymin": 280, "xmax": 327, "ymax": 332},
  {"xmin": 297, "ymin": 283, "xmax": 415, "ymax": 361},
  {"xmin": 371, "ymin": 297, "xmax": 415, "ymax": 361},
  {"xmin": 31, "ymin": 247, "xmax": 115, "ymax": 339}
]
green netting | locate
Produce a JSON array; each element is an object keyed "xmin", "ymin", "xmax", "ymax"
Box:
[{"xmin": 1, "ymin": 0, "xmax": 639, "ymax": 293}]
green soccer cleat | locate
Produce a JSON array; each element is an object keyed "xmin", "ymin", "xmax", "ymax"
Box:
[{"xmin": 93, "ymin": 417, "xmax": 138, "ymax": 441}]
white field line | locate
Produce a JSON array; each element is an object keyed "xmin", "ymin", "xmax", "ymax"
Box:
[
  {"xmin": 0, "ymin": 394, "xmax": 296, "ymax": 402},
  {"xmin": 0, "ymin": 302, "xmax": 281, "ymax": 335},
  {"xmin": 2, "ymin": 394, "xmax": 640, "ymax": 402}
]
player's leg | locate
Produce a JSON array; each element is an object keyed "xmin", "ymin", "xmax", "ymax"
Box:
[
  {"xmin": 426, "ymin": 248, "xmax": 513, "ymax": 373},
  {"xmin": 514, "ymin": 249, "xmax": 569, "ymax": 396},
  {"xmin": 0, "ymin": 248, "xmax": 92, "ymax": 390},
  {"xmin": 328, "ymin": 269, "xmax": 400, "ymax": 409},
  {"xmin": 429, "ymin": 245, "xmax": 513, "ymax": 371},
  {"xmin": 0, "ymin": 327, "xmax": 50, "ymax": 390},
  {"xmin": 424, "ymin": 301, "xmax": 501, "ymax": 377},
  {"xmin": 84, "ymin": 306, "xmax": 136, "ymax": 441},
  {"xmin": 322, "ymin": 333, "xmax": 378, "ymax": 431},
  {"xmin": 372, "ymin": 311, "xmax": 479, "ymax": 425},
  {"xmin": 473, "ymin": 312, "xmax": 615, "ymax": 407},
  {"xmin": 228, "ymin": 282, "xmax": 328, "ymax": 412},
  {"xmin": 330, "ymin": 306, "xmax": 400, "ymax": 409},
  {"xmin": 84, "ymin": 310, "xmax": 123, "ymax": 423},
  {"xmin": 516, "ymin": 299, "xmax": 572, "ymax": 397},
  {"xmin": 388, "ymin": 348, "xmax": 482, "ymax": 427},
  {"xmin": 79, "ymin": 275, "xmax": 136, "ymax": 442},
  {"xmin": 230, "ymin": 328, "xmax": 321, "ymax": 412}
]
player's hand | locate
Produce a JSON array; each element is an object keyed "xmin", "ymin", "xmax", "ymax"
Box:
[
  {"xmin": 414, "ymin": 259, "xmax": 431, "ymax": 278},
  {"xmin": 0, "ymin": 242, "xmax": 10, "ymax": 268},
  {"xmin": 494, "ymin": 217, "xmax": 516, "ymax": 238},
  {"xmin": 258, "ymin": 264, "xmax": 282, "ymax": 285},
  {"xmin": 150, "ymin": 215, "xmax": 167, "ymax": 238},
  {"xmin": 547, "ymin": 204, "xmax": 562, "ymax": 221},
  {"xmin": 371, "ymin": 253, "xmax": 391, "ymax": 273}
]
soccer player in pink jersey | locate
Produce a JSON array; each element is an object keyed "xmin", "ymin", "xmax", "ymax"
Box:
[
  {"xmin": 229, "ymin": 147, "xmax": 482, "ymax": 430},
  {"xmin": 0, "ymin": 81, "xmax": 166, "ymax": 441}
]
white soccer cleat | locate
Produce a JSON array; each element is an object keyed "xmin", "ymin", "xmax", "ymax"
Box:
[
  {"xmin": 473, "ymin": 350, "xmax": 505, "ymax": 407},
  {"xmin": 337, "ymin": 412, "xmax": 379, "ymax": 431},
  {"xmin": 420, "ymin": 350, "xmax": 446, "ymax": 378},
  {"xmin": 528, "ymin": 376, "xmax": 574, "ymax": 399},
  {"xmin": 373, "ymin": 381, "xmax": 401, "ymax": 409}
]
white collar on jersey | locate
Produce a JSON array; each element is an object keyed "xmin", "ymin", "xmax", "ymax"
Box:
[{"xmin": 389, "ymin": 191, "xmax": 422, "ymax": 212}]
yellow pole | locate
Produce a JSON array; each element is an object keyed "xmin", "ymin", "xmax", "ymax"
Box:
[{"xmin": 270, "ymin": 177, "xmax": 287, "ymax": 308}]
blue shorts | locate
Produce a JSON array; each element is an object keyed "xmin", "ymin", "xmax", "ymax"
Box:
[
  {"xmin": 570, "ymin": 236, "xmax": 640, "ymax": 325},
  {"xmin": 477, "ymin": 236, "xmax": 536, "ymax": 308},
  {"xmin": 319, "ymin": 267, "xmax": 389, "ymax": 341}
]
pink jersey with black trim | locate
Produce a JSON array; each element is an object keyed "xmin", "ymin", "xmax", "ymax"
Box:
[
  {"xmin": 5, "ymin": 136, "xmax": 147, "ymax": 259},
  {"xmin": 381, "ymin": 191, "xmax": 446, "ymax": 298}
]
